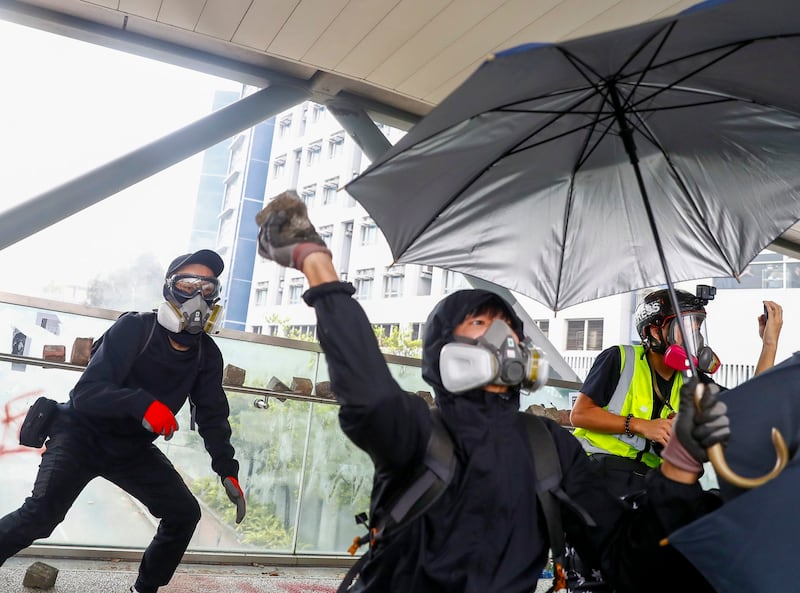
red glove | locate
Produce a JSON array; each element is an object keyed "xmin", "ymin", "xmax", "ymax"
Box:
[
  {"xmin": 142, "ymin": 401, "xmax": 178, "ymax": 440},
  {"xmin": 223, "ymin": 476, "xmax": 246, "ymax": 524}
]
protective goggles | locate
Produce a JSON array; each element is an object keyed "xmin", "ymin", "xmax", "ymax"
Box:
[
  {"xmin": 166, "ymin": 274, "xmax": 220, "ymax": 301},
  {"xmin": 663, "ymin": 312, "xmax": 708, "ymax": 354}
]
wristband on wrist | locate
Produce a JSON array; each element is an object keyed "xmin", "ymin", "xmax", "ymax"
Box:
[{"xmin": 624, "ymin": 413, "xmax": 635, "ymax": 438}]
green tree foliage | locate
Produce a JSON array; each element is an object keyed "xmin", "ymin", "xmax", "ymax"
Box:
[
  {"xmin": 190, "ymin": 476, "xmax": 293, "ymax": 548},
  {"xmin": 372, "ymin": 325, "xmax": 422, "ymax": 358},
  {"xmin": 265, "ymin": 313, "xmax": 422, "ymax": 358}
]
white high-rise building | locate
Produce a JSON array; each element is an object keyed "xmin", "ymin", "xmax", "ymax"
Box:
[
  {"xmin": 243, "ymin": 100, "xmax": 472, "ymax": 348},
  {"xmin": 236, "ymin": 97, "xmax": 800, "ymax": 386}
]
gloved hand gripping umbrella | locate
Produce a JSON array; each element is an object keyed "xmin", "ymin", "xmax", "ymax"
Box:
[{"xmin": 347, "ymin": 0, "xmax": 799, "ymax": 488}]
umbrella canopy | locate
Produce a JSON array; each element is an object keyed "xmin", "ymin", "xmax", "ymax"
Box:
[
  {"xmin": 347, "ymin": 0, "xmax": 800, "ymax": 312},
  {"xmin": 666, "ymin": 354, "xmax": 800, "ymax": 592}
]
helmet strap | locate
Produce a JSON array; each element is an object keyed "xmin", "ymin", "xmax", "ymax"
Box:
[{"xmin": 646, "ymin": 326, "xmax": 668, "ymax": 354}]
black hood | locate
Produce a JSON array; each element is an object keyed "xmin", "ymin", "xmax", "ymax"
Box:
[
  {"xmin": 421, "ymin": 288, "xmax": 525, "ymax": 397},
  {"xmin": 421, "ymin": 288, "xmax": 527, "ymax": 452}
]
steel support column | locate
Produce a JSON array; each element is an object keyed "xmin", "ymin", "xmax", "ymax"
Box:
[{"xmin": 327, "ymin": 98, "xmax": 393, "ymax": 163}]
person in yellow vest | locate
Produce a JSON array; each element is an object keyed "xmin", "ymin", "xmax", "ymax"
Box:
[{"xmin": 570, "ymin": 287, "xmax": 782, "ymax": 499}]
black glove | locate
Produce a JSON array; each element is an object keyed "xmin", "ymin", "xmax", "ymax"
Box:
[
  {"xmin": 255, "ymin": 191, "xmax": 331, "ymax": 269},
  {"xmin": 674, "ymin": 378, "xmax": 731, "ymax": 463}
]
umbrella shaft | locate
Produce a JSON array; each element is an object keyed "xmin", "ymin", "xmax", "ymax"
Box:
[{"xmin": 607, "ymin": 83, "xmax": 698, "ymax": 376}]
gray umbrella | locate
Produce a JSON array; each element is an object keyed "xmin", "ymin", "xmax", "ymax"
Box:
[
  {"xmin": 347, "ymin": 0, "xmax": 800, "ymax": 315},
  {"xmin": 347, "ymin": 0, "xmax": 796, "ymax": 548}
]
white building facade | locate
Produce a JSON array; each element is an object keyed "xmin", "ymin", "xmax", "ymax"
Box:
[{"xmin": 236, "ymin": 99, "xmax": 800, "ymax": 386}]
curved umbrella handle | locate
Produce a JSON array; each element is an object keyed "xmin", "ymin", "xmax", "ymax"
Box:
[{"xmin": 695, "ymin": 385, "xmax": 789, "ymax": 489}]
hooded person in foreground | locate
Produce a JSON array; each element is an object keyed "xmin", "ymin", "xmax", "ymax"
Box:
[
  {"xmin": 254, "ymin": 191, "xmax": 729, "ymax": 593},
  {"xmin": 0, "ymin": 249, "xmax": 245, "ymax": 593}
]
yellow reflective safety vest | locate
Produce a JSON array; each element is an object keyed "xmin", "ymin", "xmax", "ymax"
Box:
[{"xmin": 573, "ymin": 345, "xmax": 682, "ymax": 468}]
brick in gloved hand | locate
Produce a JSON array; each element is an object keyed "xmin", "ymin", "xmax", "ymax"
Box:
[{"xmin": 255, "ymin": 191, "xmax": 331, "ymax": 269}]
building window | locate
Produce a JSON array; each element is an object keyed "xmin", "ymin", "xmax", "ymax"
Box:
[
  {"xmin": 278, "ymin": 116, "xmax": 292, "ymax": 138},
  {"xmin": 267, "ymin": 324, "xmax": 279, "ymax": 336},
  {"xmin": 318, "ymin": 225, "xmax": 333, "ymax": 247},
  {"xmin": 374, "ymin": 323, "xmax": 399, "ymax": 338},
  {"xmin": 307, "ymin": 141, "xmax": 322, "ymax": 165},
  {"xmin": 360, "ymin": 218, "xmax": 377, "ymax": 245},
  {"xmin": 712, "ymin": 252, "xmax": 792, "ymax": 290},
  {"xmin": 566, "ymin": 319, "xmax": 604, "ymax": 351},
  {"xmin": 411, "ymin": 322, "xmax": 425, "ymax": 341},
  {"xmin": 251, "ymin": 325, "xmax": 263, "ymax": 335},
  {"xmin": 355, "ymin": 268, "xmax": 374, "ymax": 300},
  {"xmin": 323, "ymin": 177, "xmax": 339, "ymax": 205},
  {"xmin": 288, "ymin": 324, "xmax": 316, "ymax": 339},
  {"xmin": 272, "ymin": 155, "xmax": 286, "ymax": 177},
  {"xmin": 383, "ymin": 275, "xmax": 404, "ymax": 299},
  {"xmin": 288, "ymin": 279, "xmax": 304, "ymax": 304},
  {"xmin": 443, "ymin": 270, "xmax": 466, "ymax": 294},
  {"xmin": 417, "ymin": 265, "xmax": 433, "ymax": 296},
  {"xmin": 534, "ymin": 319, "xmax": 549, "ymax": 338},
  {"xmin": 255, "ymin": 282, "xmax": 269, "ymax": 306},
  {"xmin": 311, "ymin": 103, "xmax": 326, "ymax": 123},
  {"xmin": 301, "ymin": 184, "xmax": 316, "ymax": 207},
  {"xmin": 328, "ymin": 132, "xmax": 344, "ymax": 159}
]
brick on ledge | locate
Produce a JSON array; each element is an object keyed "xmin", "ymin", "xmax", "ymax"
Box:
[
  {"xmin": 42, "ymin": 345, "xmax": 66, "ymax": 363},
  {"xmin": 223, "ymin": 364, "xmax": 246, "ymax": 387},
  {"xmin": 70, "ymin": 338, "xmax": 94, "ymax": 366}
]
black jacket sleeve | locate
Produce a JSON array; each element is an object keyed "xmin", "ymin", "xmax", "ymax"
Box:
[
  {"xmin": 70, "ymin": 313, "xmax": 155, "ymax": 421},
  {"xmin": 190, "ymin": 336, "xmax": 239, "ymax": 480},
  {"xmin": 542, "ymin": 418, "xmax": 718, "ymax": 593},
  {"xmin": 600, "ymin": 470, "xmax": 720, "ymax": 593},
  {"xmin": 304, "ymin": 282, "xmax": 431, "ymax": 470}
]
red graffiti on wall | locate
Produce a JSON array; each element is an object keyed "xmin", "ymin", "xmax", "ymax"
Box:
[{"xmin": 0, "ymin": 390, "xmax": 45, "ymax": 455}]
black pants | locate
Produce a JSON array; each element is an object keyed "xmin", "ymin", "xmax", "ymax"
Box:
[
  {"xmin": 589, "ymin": 453, "xmax": 653, "ymax": 500},
  {"xmin": 0, "ymin": 411, "xmax": 201, "ymax": 592}
]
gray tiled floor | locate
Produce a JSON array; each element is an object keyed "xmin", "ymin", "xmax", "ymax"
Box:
[
  {"xmin": 0, "ymin": 556, "xmax": 346, "ymax": 593},
  {"xmin": 0, "ymin": 556, "xmax": 553, "ymax": 592}
]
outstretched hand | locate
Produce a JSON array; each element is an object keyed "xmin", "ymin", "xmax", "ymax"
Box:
[
  {"xmin": 255, "ymin": 191, "xmax": 331, "ymax": 269},
  {"xmin": 223, "ymin": 476, "xmax": 246, "ymax": 524}
]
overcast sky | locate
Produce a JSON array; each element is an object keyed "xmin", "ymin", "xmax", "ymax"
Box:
[{"xmin": 0, "ymin": 19, "xmax": 241, "ymax": 295}]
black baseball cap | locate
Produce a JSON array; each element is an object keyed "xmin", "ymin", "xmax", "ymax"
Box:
[{"xmin": 165, "ymin": 249, "xmax": 224, "ymax": 278}]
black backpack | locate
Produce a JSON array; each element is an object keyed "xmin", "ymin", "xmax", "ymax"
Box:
[
  {"xmin": 90, "ymin": 311, "xmax": 158, "ymax": 359},
  {"xmin": 340, "ymin": 411, "xmax": 610, "ymax": 593}
]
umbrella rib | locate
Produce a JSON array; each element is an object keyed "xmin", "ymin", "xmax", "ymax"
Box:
[
  {"xmin": 397, "ymin": 87, "xmax": 613, "ymax": 254},
  {"xmin": 621, "ymin": 35, "xmax": 800, "ymax": 115},
  {"xmin": 624, "ymin": 111, "xmax": 739, "ymax": 278},
  {"xmin": 554, "ymin": 22, "xmax": 676, "ymax": 92},
  {"xmin": 553, "ymin": 104, "xmax": 609, "ymax": 310}
]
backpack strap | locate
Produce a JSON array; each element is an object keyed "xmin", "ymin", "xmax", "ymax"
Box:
[
  {"xmin": 521, "ymin": 412, "xmax": 600, "ymax": 593},
  {"xmin": 90, "ymin": 311, "xmax": 158, "ymax": 359},
  {"xmin": 522, "ymin": 413, "xmax": 566, "ymax": 567},
  {"xmin": 341, "ymin": 409, "xmax": 457, "ymax": 592},
  {"xmin": 138, "ymin": 312, "xmax": 158, "ymax": 356}
]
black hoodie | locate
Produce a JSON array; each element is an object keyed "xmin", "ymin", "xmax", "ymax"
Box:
[{"xmin": 305, "ymin": 282, "xmax": 717, "ymax": 593}]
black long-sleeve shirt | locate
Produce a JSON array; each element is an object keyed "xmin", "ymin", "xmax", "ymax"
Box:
[
  {"xmin": 68, "ymin": 311, "xmax": 239, "ymax": 479},
  {"xmin": 305, "ymin": 282, "xmax": 717, "ymax": 593}
]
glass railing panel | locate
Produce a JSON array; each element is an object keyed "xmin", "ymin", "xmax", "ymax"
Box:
[
  {"xmin": 294, "ymin": 402, "xmax": 373, "ymax": 555},
  {"xmin": 183, "ymin": 393, "xmax": 315, "ymax": 552},
  {"xmin": 0, "ymin": 293, "xmax": 586, "ymax": 557}
]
